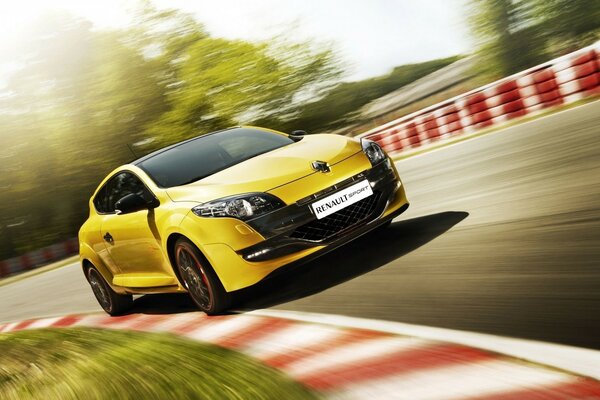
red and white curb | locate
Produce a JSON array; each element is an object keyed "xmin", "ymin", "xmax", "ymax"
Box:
[
  {"xmin": 0, "ymin": 238, "xmax": 78, "ymax": 278},
  {"xmin": 2, "ymin": 311, "xmax": 600, "ymax": 399},
  {"xmin": 359, "ymin": 41, "xmax": 600, "ymax": 157}
]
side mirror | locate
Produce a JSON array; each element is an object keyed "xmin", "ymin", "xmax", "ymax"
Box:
[
  {"xmin": 290, "ymin": 130, "xmax": 306, "ymax": 141},
  {"xmin": 115, "ymin": 193, "xmax": 157, "ymax": 215}
]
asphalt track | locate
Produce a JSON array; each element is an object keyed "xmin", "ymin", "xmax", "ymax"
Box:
[{"xmin": 1, "ymin": 100, "xmax": 599, "ymax": 349}]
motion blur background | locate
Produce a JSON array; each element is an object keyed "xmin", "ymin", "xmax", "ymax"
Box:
[{"xmin": 0, "ymin": 0, "xmax": 598, "ymax": 260}]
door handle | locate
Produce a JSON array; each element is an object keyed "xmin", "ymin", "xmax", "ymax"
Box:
[{"xmin": 103, "ymin": 232, "xmax": 114, "ymax": 243}]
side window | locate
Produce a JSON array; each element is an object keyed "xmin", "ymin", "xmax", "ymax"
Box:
[
  {"xmin": 93, "ymin": 185, "xmax": 109, "ymax": 213},
  {"xmin": 94, "ymin": 172, "xmax": 154, "ymax": 214}
]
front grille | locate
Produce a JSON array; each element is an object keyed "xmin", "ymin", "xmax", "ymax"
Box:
[{"xmin": 290, "ymin": 193, "xmax": 380, "ymax": 242}]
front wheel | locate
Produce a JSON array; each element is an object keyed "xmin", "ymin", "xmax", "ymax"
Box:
[
  {"xmin": 86, "ymin": 266, "xmax": 133, "ymax": 316},
  {"xmin": 174, "ymin": 238, "xmax": 230, "ymax": 315}
]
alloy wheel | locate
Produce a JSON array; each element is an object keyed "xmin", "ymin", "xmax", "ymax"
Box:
[
  {"xmin": 88, "ymin": 269, "xmax": 112, "ymax": 312},
  {"xmin": 176, "ymin": 246, "xmax": 212, "ymax": 310}
]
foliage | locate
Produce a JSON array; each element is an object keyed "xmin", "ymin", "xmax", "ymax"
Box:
[
  {"xmin": 0, "ymin": 328, "xmax": 317, "ymax": 399},
  {"xmin": 531, "ymin": 0, "xmax": 600, "ymax": 54},
  {"xmin": 468, "ymin": 0, "xmax": 546, "ymax": 77},
  {"xmin": 468, "ymin": 0, "xmax": 600, "ymax": 79},
  {"xmin": 0, "ymin": 6, "xmax": 339, "ymax": 258},
  {"xmin": 135, "ymin": 3, "xmax": 341, "ymax": 147},
  {"xmin": 282, "ymin": 56, "xmax": 462, "ymax": 133},
  {"xmin": 0, "ymin": 12, "xmax": 168, "ymax": 257},
  {"xmin": 148, "ymin": 37, "xmax": 340, "ymax": 146}
]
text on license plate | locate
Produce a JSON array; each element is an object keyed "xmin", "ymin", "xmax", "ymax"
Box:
[{"xmin": 311, "ymin": 180, "xmax": 373, "ymax": 220}]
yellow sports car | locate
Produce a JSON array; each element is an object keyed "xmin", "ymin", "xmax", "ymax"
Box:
[{"xmin": 79, "ymin": 127, "xmax": 409, "ymax": 315}]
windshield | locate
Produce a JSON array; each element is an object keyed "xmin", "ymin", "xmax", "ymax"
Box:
[{"xmin": 137, "ymin": 127, "xmax": 294, "ymax": 188}]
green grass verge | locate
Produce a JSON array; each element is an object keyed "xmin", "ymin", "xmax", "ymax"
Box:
[{"xmin": 0, "ymin": 328, "xmax": 319, "ymax": 400}]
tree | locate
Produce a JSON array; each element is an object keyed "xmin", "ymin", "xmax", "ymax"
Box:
[
  {"xmin": 469, "ymin": 0, "xmax": 546, "ymax": 78},
  {"xmin": 532, "ymin": 0, "xmax": 600, "ymax": 55},
  {"xmin": 147, "ymin": 37, "xmax": 340, "ymax": 143},
  {"xmin": 282, "ymin": 56, "xmax": 462, "ymax": 133},
  {"xmin": 0, "ymin": 12, "xmax": 168, "ymax": 257},
  {"xmin": 0, "ymin": 5, "xmax": 342, "ymax": 258},
  {"xmin": 468, "ymin": 0, "xmax": 600, "ymax": 78}
]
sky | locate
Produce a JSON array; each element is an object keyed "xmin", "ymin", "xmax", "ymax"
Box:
[{"xmin": 0, "ymin": 0, "xmax": 471, "ymax": 81}]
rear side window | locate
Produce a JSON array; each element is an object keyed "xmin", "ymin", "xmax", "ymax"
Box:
[
  {"xmin": 93, "ymin": 185, "xmax": 109, "ymax": 213},
  {"xmin": 93, "ymin": 172, "xmax": 154, "ymax": 214}
]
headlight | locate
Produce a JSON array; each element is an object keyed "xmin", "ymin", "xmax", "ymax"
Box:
[
  {"xmin": 191, "ymin": 193, "xmax": 285, "ymax": 221},
  {"xmin": 361, "ymin": 138, "xmax": 386, "ymax": 165}
]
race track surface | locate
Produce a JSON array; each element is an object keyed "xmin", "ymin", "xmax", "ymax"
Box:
[{"xmin": 1, "ymin": 101, "xmax": 599, "ymax": 349}]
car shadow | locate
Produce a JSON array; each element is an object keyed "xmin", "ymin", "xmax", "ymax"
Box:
[{"xmin": 129, "ymin": 211, "xmax": 468, "ymax": 315}]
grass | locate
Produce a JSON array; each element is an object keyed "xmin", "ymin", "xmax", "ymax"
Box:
[{"xmin": 0, "ymin": 328, "xmax": 319, "ymax": 400}]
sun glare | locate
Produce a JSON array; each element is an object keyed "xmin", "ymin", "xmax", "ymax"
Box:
[{"xmin": 0, "ymin": 0, "xmax": 131, "ymax": 50}]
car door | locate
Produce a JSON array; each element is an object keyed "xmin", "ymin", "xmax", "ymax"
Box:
[
  {"xmin": 99, "ymin": 171, "xmax": 167, "ymax": 276},
  {"xmin": 89, "ymin": 182, "xmax": 121, "ymax": 276}
]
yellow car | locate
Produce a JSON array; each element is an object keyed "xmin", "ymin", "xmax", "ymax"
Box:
[{"xmin": 79, "ymin": 127, "xmax": 409, "ymax": 315}]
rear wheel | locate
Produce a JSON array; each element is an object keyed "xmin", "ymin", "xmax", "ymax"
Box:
[
  {"xmin": 174, "ymin": 238, "xmax": 230, "ymax": 315},
  {"xmin": 86, "ymin": 266, "xmax": 133, "ymax": 316}
]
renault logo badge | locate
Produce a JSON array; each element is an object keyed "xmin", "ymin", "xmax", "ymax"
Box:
[{"xmin": 311, "ymin": 160, "xmax": 330, "ymax": 173}]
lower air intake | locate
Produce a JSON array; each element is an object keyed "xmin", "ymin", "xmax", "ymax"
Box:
[{"xmin": 290, "ymin": 193, "xmax": 380, "ymax": 242}]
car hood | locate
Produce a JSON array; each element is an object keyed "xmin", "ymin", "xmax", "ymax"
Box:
[{"xmin": 166, "ymin": 134, "xmax": 362, "ymax": 203}]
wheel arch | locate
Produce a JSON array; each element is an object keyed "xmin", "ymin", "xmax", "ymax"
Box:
[
  {"xmin": 166, "ymin": 232, "xmax": 185, "ymax": 285},
  {"xmin": 79, "ymin": 253, "xmax": 112, "ymax": 283},
  {"xmin": 79, "ymin": 256, "xmax": 127, "ymax": 295},
  {"xmin": 81, "ymin": 258, "xmax": 93, "ymax": 277},
  {"xmin": 166, "ymin": 232, "xmax": 222, "ymax": 289}
]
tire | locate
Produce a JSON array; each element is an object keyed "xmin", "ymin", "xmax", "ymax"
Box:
[
  {"xmin": 86, "ymin": 266, "xmax": 133, "ymax": 316},
  {"xmin": 174, "ymin": 237, "xmax": 230, "ymax": 315}
]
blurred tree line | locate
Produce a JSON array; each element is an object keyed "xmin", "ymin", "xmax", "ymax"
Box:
[
  {"xmin": 283, "ymin": 56, "xmax": 462, "ymax": 133},
  {"xmin": 0, "ymin": 4, "xmax": 342, "ymax": 258},
  {"xmin": 469, "ymin": 0, "xmax": 600, "ymax": 78}
]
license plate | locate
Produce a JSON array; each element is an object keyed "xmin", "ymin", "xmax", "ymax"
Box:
[{"xmin": 311, "ymin": 180, "xmax": 373, "ymax": 219}]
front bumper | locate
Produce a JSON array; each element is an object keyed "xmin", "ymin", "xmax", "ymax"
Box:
[
  {"xmin": 195, "ymin": 157, "xmax": 409, "ymax": 292},
  {"xmin": 239, "ymin": 158, "xmax": 407, "ymax": 262}
]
